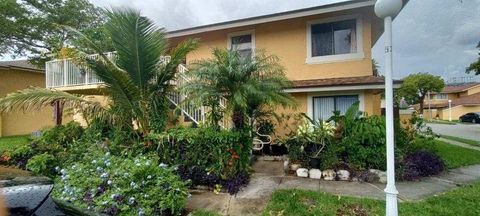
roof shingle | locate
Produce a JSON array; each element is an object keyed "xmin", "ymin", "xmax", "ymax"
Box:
[
  {"xmin": 441, "ymin": 83, "xmax": 480, "ymax": 93},
  {"xmin": 291, "ymin": 76, "xmax": 401, "ymax": 88},
  {"xmin": 0, "ymin": 60, "xmax": 43, "ymax": 73}
]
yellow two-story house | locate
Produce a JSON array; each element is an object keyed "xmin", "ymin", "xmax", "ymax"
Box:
[
  {"xmin": 46, "ymin": 0, "xmax": 404, "ymax": 130},
  {"xmin": 424, "ymin": 82, "xmax": 480, "ymax": 121},
  {"xmin": 168, "ymin": 0, "xmax": 401, "ymax": 122}
]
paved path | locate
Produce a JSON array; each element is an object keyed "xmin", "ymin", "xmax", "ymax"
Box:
[
  {"xmin": 187, "ymin": 161, "xmax": 480, "ymax": 215},
  {"xmin": 427, "ymin": 123, "xmax": 480, "ymax": 141},
  {"xmin": 438, "ymin": 137, "xmax": 480, "ymax": 151}
]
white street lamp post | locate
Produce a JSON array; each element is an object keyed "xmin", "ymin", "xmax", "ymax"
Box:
[
  {"xmin": 374, "ymin": 1, "xmax": 403, "ymax": 216},
  {"xmin": 448, "ymin": 100, "xmax": 452, "ymax": 121}
]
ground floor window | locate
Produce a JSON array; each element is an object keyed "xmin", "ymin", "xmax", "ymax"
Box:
[{"xmin": 312, "ymin": 95, "xmax": 358, "ymax": 121}]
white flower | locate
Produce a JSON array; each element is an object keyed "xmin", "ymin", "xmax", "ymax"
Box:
[
  {"xmin": 159, "ymin": 163, "xmax": 167, "ymax": 168},
  {"xmin": 124, "ymin": 173, "xmax": 129, "ymax": 177},
  {"xmin": 102, "ymin": 201, "xmax": 108, "ymax": 205},
  {"xmin": 144, "ymin": 194, "xmax": 149, "ymax": 198},
  {"xmin": 135, "ymin": 163, "xmax": 141, "ymax": 166},
  {"xmin": 92, "ymin": 160, "xmax": 97, "ymax": 164},
  {"xmin": 96, "ymin": 167, "xmax": 103, "ymax": 173},
  {"xmin": 147, "ymin": 175, "xmax": 152, "ymax": 179},
  {"xmin": 130, "ymin": 182, "xmax": 136, "ymax": 187},
  {"xmin": 128, "ymin": 197, "xmax": 135, "ymax": 204},
  {"xmin": 105, "ymin": 162, "xmax": 111, "ymax": 167},
  {"xmin": 60, "ymin": 169, "xmax": 66, "ymax": 174},
  {"xmin": 145, "ymin": 161, "xmax": 151, "ymax": 166},
  {"xmin": 100, "ymin": 173, "xmax": 109, "ymax": 179},
  {"xmin": 55, "ymin": 166, "xmax": 60, "ymax": 171},
  {"xmin": 105, "ymin": 152, "xmax": 110, "ymax": 156},
  {"xmin": 107, "ymin": 180, "xmax": 112, "ymax": 185}
]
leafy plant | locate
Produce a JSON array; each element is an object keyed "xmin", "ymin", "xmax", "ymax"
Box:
[
  {"xmin": 148, "ymin": 127, "xmax": 252, "ymax": 178},
  {"xmin": 182, "ymin": 48, "xmax": 294, "ymax": 129},
  {"xmin": 401, "ymin": 150, "xmax": 444, "ymax": 181},
  {"xmin": 26, "ymin": 153, "xmax": 57, "ymax": 177}
]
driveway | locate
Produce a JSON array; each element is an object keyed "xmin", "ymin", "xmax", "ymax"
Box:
[{"xmin": 427, "ymin": 123, "xmax": 480, "ymax": 141}]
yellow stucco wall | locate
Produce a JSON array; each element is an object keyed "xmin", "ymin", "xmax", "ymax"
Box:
[
  {"xmin": 467, "ymin": 85, "xmax": 480, "ymax": 95},
  {"xmin": 0, "ymin": 69, "xmax": 57, "ymax": 136},
  {"xmin": 174, "ymin": 8, "xmax": 375, "ymax": 81},
  {"xmin": 439, "ymin": 105, "xmax": 480, "ymax": 121}
]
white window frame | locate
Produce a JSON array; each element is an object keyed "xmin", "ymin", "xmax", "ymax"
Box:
[
  {"xmin": 307, "ymin": 91, "xmax": 365, "ymax": 120},
  {"xmin": 227, "ymin": 30, "xmax": 256, "ymax": 55},
  {"xmin": 306, "ymin": 14, "xmax": 364, "ymax": 64},
  {"xmin": 435, "ymin": 93, "xmax": 448, "ymax": 100}
]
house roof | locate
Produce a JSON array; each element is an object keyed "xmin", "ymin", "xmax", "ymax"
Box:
[
  {"xmin": 291, "ymin": 75, "xmax": 401, "ymax": 89},
  {"xmin": 428, "ymin": 92, "xmax": 480, "ymax": 109},
  {"xmin": 0, "ymin": 60, "xmax": 44, "ymax": 73},
  {"xmin": 441, "ymin": 83, "xmax": 480, "ymax": 94},
  {"xmin": 166, "ymin": 0, "xmax": 377, "ymax": 38}
]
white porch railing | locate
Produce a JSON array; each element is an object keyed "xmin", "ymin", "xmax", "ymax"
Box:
[{"xmin": 45, "ymin": 52, "xmax": 116, "ymax": 88}]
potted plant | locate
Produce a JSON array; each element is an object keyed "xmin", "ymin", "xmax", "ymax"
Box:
[{"xmin": 296, "ymin": 115, "xmax": 334, "ymax": 169}]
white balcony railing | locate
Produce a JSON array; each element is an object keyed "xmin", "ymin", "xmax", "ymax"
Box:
[{"xmin": 45, "ymin": 52, "xmax": 116, "ymax": 88}]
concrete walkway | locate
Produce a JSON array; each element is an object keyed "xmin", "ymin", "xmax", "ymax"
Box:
[
  {"xmin": 439, "ymin": 137, "xmax": 480, "ymax": 151},
  {"xmin": 187, "ymin": 161, "xmax": 480, "ymax": 215}
]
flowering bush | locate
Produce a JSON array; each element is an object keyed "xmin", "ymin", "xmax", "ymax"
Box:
[{"xmin": 52, "ymin": 152, "xmax": 189, "ymax": 216}]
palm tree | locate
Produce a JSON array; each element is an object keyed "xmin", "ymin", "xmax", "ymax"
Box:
[
  {"xmin": 182, "ymin": 48, "xmax": 295, "ymax": 130},
  {"xmin": 0, "ymin": 8, "xmax": 198, "ymax": 135}
]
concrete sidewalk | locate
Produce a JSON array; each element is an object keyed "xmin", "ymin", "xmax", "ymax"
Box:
[{"xmin": 187, "ymin": 161, "xmax": 480, "ymax": 215}]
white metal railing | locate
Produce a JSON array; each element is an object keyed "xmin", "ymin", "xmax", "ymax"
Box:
[
  {"xmin": 46, "ymin": 53, "xmax": 229, "ymax": 128},
  {"xmin": 45, "ymin": 52, "xmax": 116, "ymax": 88}
]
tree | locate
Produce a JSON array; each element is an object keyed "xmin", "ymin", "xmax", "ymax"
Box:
[
  {"xmin": 0, "ymin": 0, "xmax": 111, "ymax": 66},
  {"xmin": 182, "ymin": 48, "xmax": 295, "ymax": 130},
  {"xmin": 372, "ymin": 58, "xmax": 380, "ymax": 76},
  {"xmin": 397, "ymin": 73, "xmax": 445, "ymax": 113},
  {"xmin": 466, "ymin": 42, "xmax": 480, "ymax": 75},
  {"xmin": 0, "ymin": 8, "xmax": 198, "ymax": 135}
]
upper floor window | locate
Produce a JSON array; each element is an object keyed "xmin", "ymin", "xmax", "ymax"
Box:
[
  {"xmin": 307, "ymin": 16, "xmax": 363, "ymax": 64},
  {"xmin": 435, "ymin": 93, "xmax": 448, "ymax": 100},
  {"xmin": 229, "ymin": 31, "xmax": 255, "ymax": 59}
]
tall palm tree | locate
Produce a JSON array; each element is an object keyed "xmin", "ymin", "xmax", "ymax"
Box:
[
  {"xmin": 182, "ymin": 48, "xmax": 295, "ymax": 130},
  {"xmin": 0, "ymin": 8, "xmax": 198, "ymax": 135}
]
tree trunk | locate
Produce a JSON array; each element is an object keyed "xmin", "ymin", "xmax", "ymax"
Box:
[
  {"xmin": 53, "ymin": 101, "xmax": 63, "ymax": 126},
  {"xmin": 419, "ymin": 95, "xmax": 425, "ymax": 114},
  {"xmin": 231, "ymin": 106, "xmax": 245, "ymax": 130}
]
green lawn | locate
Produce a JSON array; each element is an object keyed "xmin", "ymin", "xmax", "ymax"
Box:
[
  {"xmin": 434, "ymin": 140, "xmax": 480, "ymax": 169},
  {"xmin": 263, "ymin": 181, "xmax": 480, "ymax": 216},
  {"xmin": 426, "ymin": 120, "xmax": 457, "ymax": 125},
  {"xmin": 0, "ymin": 135, "xmax": 31, "ymax": 153},
  {"xmin": 190, "ymin": 209, "xmax": 221, "ymax": 216},
  {"xmin": 441, "ymin": 135, "xmax": 480, "ymax": 147}
]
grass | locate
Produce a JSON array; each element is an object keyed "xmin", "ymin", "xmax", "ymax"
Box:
[
  {"xmin": 0, "ymin": 135, "xmax": 31, "ymax": 153},
  {"xmin": 263, "ymin": 181, "xmax": 480, "ymax": 216},
  {"xmin": 426, "ymin": 119, "xmax": 457, "ymax": 125},
  {"xmin": 433, "ymin": 140, "xmax": 480, "ymax": 169},
  {"xmin": 190, "ymin": 209, "xmax": 221, "ymax": 216},
  {"xmin": 440, "ymin": 135, "xmax": 480, "ymax": 147}
]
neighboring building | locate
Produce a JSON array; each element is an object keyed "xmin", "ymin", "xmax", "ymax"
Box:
[
  {"xmin": 0, "ymin": 60, "xmax": 57, "ymax": 137},
  {"xmin": 45, "ymin": 0, "xmax": 404, "ymax": 131},
  {"xmin": 424, "ymin": 83, "xmax": 480, "ymax": 121}
]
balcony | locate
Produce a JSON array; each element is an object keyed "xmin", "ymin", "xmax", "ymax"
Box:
[{"xmin": 45, "ymin": 53, "xmax": 117, "ymax": 93}]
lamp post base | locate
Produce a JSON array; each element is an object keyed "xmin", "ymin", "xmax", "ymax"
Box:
[{"xmin": 385, "ymin": 186, "xmax": 399, "ymax": 216}]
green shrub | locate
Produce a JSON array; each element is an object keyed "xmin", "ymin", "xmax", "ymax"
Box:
[
  {"xmin": 52, "ymin": 152, "xmax": 189, "ymax": 216},
  {"xmin": 10, "ymin": 145, "xmax": 35, "ymax": 168},
  {"xmin": 26, "ymin": 153, "xmax": 57, "ymax": 177},
  {"xmin": 39, "ymin": 122, "xmax": 84, "ymax": 147},
  {"xmin": 147, "ymin": 127, "xmax": 252, "ymax": 178},
  {"xmin": 340, "ymin": 115, "xmax": 387, "ymax": 170}
]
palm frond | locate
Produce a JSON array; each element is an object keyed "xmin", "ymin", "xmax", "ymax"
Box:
[
  {"xmin": 0, "ymin": 87, "xmax": 104, "ymax": 114},
  {"xmin": 106, "ymin": 8, "xmax": 167, "ymax": 92}
]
